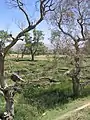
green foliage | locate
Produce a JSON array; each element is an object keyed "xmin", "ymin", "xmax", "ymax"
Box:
[
  {"xmin": 0, "ymin": 30, "xmax": 10, "ymax": 45},
  {"xmin": 15, "ymin": 104, "xmax": 38, "ymax": 120},
  {"xmin": 3, "ymin": 54, "xmax": 90, "ymax": 119},
  {"xmin": 80, "ymin": 84, "xmax": 90, "ymax": 97},
  {"xmin": 23, "ymin": 29, "xmax": 45, "ymax": 60},
  {"xmin": 24, "ymin": 29, "xmax": 44, "ymax": 54},
  {"xmin": 0, "ymin": 96, "xmax": 5, "ymax": 112},
  {"xmin": 40, "ymin": 96, "xmax": 90, "ymax": 120},
  {"xmin": 23, "ymin": 82, "xmax": 72, "ymax": 112},
  {"xmin": 50, "ymin": 30, "xmax": 61, "ymax": 44},
  {"xmin": 36, "ymin": 42, "xmax": 48, "ymax": 55},
  {"xmin": 0, "ymin": 30, "xmax": 8, "ymax": 40}
]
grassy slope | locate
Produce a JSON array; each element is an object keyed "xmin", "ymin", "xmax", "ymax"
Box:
[
  {"xmin": 2, "ymin": 54, "xmax": 90, "ymax": 120},
  {"xmin": 68, "ymin": 106, "xmax": 90, "ymax": 120},
  {"xmin": 39, "ymin": 96, "xmax": 90, "ymax": 120}
]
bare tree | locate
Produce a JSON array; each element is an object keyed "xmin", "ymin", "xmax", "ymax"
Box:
[
  {"xmin": 0, "ymin": 0, "xmax": 55, "ymax": 119},
  {"xmin": 50, "ymin": 29, "xmax": 73, "ymax": 55},
  {"xmin": 49, "ymin": 0, "xmax": 90, "ymax": 97},
  {"xmin": 15, "ymin": 43, "xmax": 25, "ymax": 58}
]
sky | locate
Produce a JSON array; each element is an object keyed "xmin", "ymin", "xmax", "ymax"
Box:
[{"xmin": 0, "ymin": 0, "xmax": 51, "ymax": 45}]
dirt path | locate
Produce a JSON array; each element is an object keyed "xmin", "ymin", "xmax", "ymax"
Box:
[{"xmin": 55, "ymin": 102, "xmax": 90, "ymax": 120}]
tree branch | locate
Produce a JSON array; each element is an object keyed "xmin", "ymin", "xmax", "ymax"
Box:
[
  {"xmin": 58, "ymin": 14, "xmax": 76, "ymax": 41},
  {"xmin": 17, "ymin": 0, "xmax": 31, "ymax": 26},
  {"xmin": 77, "ymin": 0, "xmax": 85, "ymax": 41},
  {"xmin": 4, "ymin": 0, "xmax": 55, "ymax": 57}
]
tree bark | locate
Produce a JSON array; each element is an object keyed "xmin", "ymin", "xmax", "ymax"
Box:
[
  {"xmin": 31, "ymin": 53, "xmax": 35, "ymax": 61},
  {"xmin": 0, "ymin": 53, "xmax": 5, "ymax": 88},
  {"xmin": 0, "ymin": 1, "xmax": 55, "ymax": 119},
  {"xmin": 4, "ymin": 90, "xmax": 14, "ymax": 119},
  {"xmin": 72, "ymin": 54, "xmax": 81, "ymax": 97},
  {"xmin": 0, "ymin": 53, "xmax": 14, "ymax": 120},
  {"xmin": 21, "ymin": 52, "xmax": 24, "ymax": 59},
  {"xmin": 31, "ymin": 48, "xmax": 35, "ymax": 61},
  {"xmin": 21, "ymin": 47, "xmax": 26, "ymax": 59},
  {"xmin": 72, "ymin": 76, "xmax": 80, "ymax": 97}
]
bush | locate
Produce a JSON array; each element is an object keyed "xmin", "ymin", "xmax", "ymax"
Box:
[
  {"xmin": 15, "ymin": 104, "xmax": 38, "ymax": 120},
  {"xmin": 22, "ymin": 83, "xmax": 72, "ymax": 112}
]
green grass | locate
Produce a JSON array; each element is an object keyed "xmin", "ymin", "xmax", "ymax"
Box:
[
  {"xmin": 0, "ymin": 95, "xmax": 5, "ymax": 112},
  {"xmin": 39, "ymin": 96, "xmax": 90, "ymax": 120},
  {"xmin": 1, "ymin": 54, "xmax": 89, "ymax": 120}
]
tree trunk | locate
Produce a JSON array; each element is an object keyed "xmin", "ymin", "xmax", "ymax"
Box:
[
  {"xmin": 21, "ymin": 52, "xmax": 24, "ymax": 58},
  {"xmin": 0, "ymin": 53, "xmax": 14, "ymax": 120},
  {"xmin": 72, "ymin": 76, "xmax": 80, "ymax": 97},
  {"xmin": 71, "ymin": 40, "xmax": 81, "ymax": 97},
  {"xmin": 31, "ymin": 53, "xmax": 35, "ymax": 61},
  {"xmin": 0, "ymin": 53, "xmax": 5, "ymax": 88},
  {"xmin": 72, "ymin": 55, "xmax": 81, "ymax": 97},
  {"xmin": 4, "ymin": 90, "xmax": 14, "ymax": 119},
  {"xmin": 21, "ymin": 47, "xmax": 26, "ymax": 59}
]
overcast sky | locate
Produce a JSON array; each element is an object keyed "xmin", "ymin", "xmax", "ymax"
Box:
[{"xmin": 0, "ymin": 0, "xmax": 51, "ymax": 45}]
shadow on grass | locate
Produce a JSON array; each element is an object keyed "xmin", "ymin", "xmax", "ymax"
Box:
[
  {"xmin": 80, "ymin": 85, "xmax": 90, "ymax": 98},
  {"xmin": 12, "ymin": 59, "xmax": 38, "ymax": 62},
  {"xmin": 5, "ymin": 58, "xmax": 39, "ymax": 62},
  {"xmin": 22, "ymin": 84, "xmax": 73, "ymax": 112}
]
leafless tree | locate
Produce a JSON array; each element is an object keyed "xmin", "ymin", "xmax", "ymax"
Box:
[
  {"xmin": 50, "ymin": 29, "xmax": 74, "ymax": 55},
  {"xmin": 49, "ymin": 0, "xmax": 90, "ymax": 97},
  {"xmin": 0, "ymin": 0, "xmax": 55, "ymax": 119}
]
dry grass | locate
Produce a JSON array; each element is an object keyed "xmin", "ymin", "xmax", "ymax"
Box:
[{"xmin": 56, "ymin": 103, "xmax": 90, "ymax": 120}]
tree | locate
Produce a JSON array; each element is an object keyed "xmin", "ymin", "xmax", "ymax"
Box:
[
  {"xmin": 15, "ymin": 43, "xmax": 25, "ymax": 58},
  {"xmin": 50, "ymin": 30, "xmax": 73, "ymax": 55},
  {"xmin": 0, "ymin": 0, "xmax": 55, "ymax": 119},
  {"xmin": 36, "ymin": 42, "xmax": 48, "ymax": 55},
  {"xmin": 49, "ymin": 0, "xmax": 90, "ymax": 97},
  {"xmin": 0, "ymin": 30, "xmax": 10, "ymax": 48},
  {"xmin": 25, "ymin": 29, "xmax": 44, "ymax": 61},
  {"xmin": 50, "ymin": 30, "xmax": 61, "ymax": 54}
]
